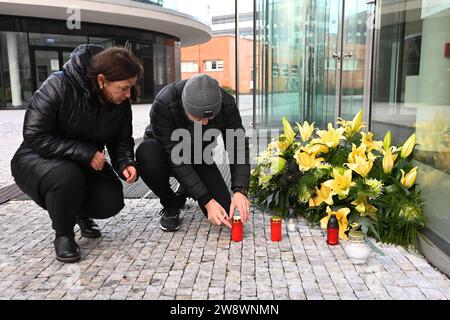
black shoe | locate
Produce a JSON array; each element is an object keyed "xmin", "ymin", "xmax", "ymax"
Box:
[
  {"xmin": 158, "ymin": 206, "xmax": 180, "ymax": 232},
  {"xmin": 54, "ymin": 234, "xmax": 80, "ymax": 263},
  {"xmin": 77, "ymin": 217, "xmax": 102, "ymax": 238}
]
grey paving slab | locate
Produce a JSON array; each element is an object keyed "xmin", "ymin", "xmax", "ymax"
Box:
[{"xmin": 0, "ymin": 199, "xmax": 449, "ymax": 300}]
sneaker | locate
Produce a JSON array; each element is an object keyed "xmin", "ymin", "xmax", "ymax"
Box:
[{"xmin": 158, "ymin": 206, "xmax": 180, "ymax": 232}]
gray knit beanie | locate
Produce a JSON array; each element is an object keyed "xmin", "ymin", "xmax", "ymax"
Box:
[{"xmin": 182, "ymin": 74, "xmax": 222, "ymax": 118}]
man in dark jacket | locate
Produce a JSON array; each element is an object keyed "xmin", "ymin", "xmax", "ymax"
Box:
[{"xmin": 136, "ymin": 74, "xmax": 250, "ymax": 231}]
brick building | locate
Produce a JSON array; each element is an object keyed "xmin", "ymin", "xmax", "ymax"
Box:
[{"xmin": 181, "ymin": 36, "xmax": 253, "ymax": 94}]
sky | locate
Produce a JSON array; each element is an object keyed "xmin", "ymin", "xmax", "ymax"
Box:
[{"xmin": 209, "ymin": 0, "xmax": 254, "ymax": 16}]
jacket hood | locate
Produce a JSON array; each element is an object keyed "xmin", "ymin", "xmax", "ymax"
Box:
[{"xmin": 63, "ymin": 44, "xmax": 104, "ymax": 95}]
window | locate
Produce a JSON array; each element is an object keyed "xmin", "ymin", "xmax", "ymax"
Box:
[
  {"xmin": 272, "ymin": 63, "xmax": 279, "ymax": 78},
  {"xmin": 204, "ymin": 60, "xmax": 224, "ymax": 71},
  {"xmin": 371, "ymin": 0, "xmax": 450, "ymax": 265},
  {"xmin": 181, "ymin": 61, "xmax": 198, "ymax": 73},
  {"xmin": 0, "ymin": 31, "xmax": 32, "ymax": 107},
  {"xmin": 291, "ymin": 65, "xmax": 298, "ymax": 78},
  {"xmin": 282, "ymin": 64, "xmax": 289, "ymax": 78}
]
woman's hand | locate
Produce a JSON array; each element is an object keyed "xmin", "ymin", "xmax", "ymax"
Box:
[
  {"xmin": 122, "ymin": 165, "xmax": 138, "ymax": 184},
  {"xmin": 90, "ymin": 151, "xmax": 105, "ymax": 171},
  {"xmin": 205, "ymin": 199, "xmax": 232, "ymax": 228},
  {"xmin": 229, "ymin": 192, "xmax": 250, "ymax": 224}
]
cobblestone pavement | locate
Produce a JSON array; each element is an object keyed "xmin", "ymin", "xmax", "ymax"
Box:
[
  {"xmin": 0, "ymin": 199, "xmax": 449, "ymax": 300},
  {"xmin": 0, "ymin": 110, "xmax": 26, "ymax": 188}
]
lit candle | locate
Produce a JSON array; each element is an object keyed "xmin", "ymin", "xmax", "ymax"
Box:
[
  {"xmin": 287, "ymin": 218, "xmax": 297, "ymax": 232},
  {"xmin": 287, "ymin": 208, "xmax": 296, "ymax": 232}
]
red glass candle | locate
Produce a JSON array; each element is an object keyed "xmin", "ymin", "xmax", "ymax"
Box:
[
  {"xmin": 271, "ymin": 217, "xmax": 282, "ymax": 241},
  {"xmin": 231, "ymin": 216, "xmax": 243, "ymax": 242},
  {"xmin": 327, "ymin": 214, "xmax": 339, "ymax": 245}
]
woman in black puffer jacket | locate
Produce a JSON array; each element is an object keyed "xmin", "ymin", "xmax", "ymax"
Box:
[{"xmin": 11, "ymin": 44, "xmax": 142, "ymax": 263}]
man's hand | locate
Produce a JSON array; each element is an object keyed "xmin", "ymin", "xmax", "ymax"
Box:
[
  {"xmin": 205, "ymin": 199, "xmax": 232, "ymax": 228},
  {"xmin": 122, "ymin": 165, "xmax": 138, "ymax": 184},
  {"xmin": 90, "ymin": 151, "xmax": 105, "ymax": 171},
  {"xmin": 229, "ymin": 192, "xmax": 250, "ymax": 224}
]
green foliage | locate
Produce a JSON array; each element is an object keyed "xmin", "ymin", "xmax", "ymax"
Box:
[{"xmin": 249, "ymin": 112, "xmax": 425, "ymax": 250}]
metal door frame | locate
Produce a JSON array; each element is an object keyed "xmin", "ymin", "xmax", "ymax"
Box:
[
  {"xmin": 363, "ymin": 0, "xmax": 377, "ymax": 129},
  {"xmin": 333, "ymin": 0, "xmax": 376, "ymax": 127},
  {"xmin": 334, "ymin": 0, "xmax": 345, "ymax": 122}
]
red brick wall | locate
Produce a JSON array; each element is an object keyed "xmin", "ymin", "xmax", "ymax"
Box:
[{"xmin": 181, "ymin": 36, "xmax": 253, "ymax": 94}]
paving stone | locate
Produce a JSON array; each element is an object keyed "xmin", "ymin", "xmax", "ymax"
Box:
[
  {"xmin": 0, "ymin": 199, "xmax": 448, "ymax": 300},
  {"xmin": 191, "ymin": 290, "xmax": 208, "ymax": 300},
  {"xmin": 419, "ymin": 288, "xmax": 446, "ymax": 300}
]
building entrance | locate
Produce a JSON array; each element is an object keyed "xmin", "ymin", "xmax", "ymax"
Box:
[{"xmin": 30, "ymin": 46, "xmax": 74, "ymax": 91}]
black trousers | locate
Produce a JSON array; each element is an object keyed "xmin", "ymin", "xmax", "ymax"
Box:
[
  {"xmin": 136, "ymin": 139, "xmax": 231, "ymax": 216},
  {"xmin": 38, "ymin": 161, "xmax": 124, "ymax": 236}
]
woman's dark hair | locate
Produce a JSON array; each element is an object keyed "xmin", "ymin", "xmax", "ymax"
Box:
[{"xmin": 88, "ymin": 47, "xmax": 144, "ymax": 104}]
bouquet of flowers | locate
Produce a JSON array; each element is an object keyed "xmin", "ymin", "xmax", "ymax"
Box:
[{"xmin": 249, "ymin": 111, "xmax": 425, "ymax": 249}]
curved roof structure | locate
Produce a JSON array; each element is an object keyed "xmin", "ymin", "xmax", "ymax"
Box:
[{"xmin": 0, "ymin": 0, "xmax": 212, "ymax": 46}]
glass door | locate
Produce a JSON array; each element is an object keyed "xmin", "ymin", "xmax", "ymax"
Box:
[
  {"xmin": 254, "ymin": 0, "xmax": 374, "ymax": 129},
  {"xmin": 310, "ymin": 0, "xmax": 373, "ymax": 126},
  {"xmin": 338, "ymin": 0, "xmax": 374, "ymax": 122},
  {"xmin": 33, "ymin": 50, "xmax": 59, "ymax": 89},
  {"xmin": 135, "ymin": 42, "xmax": 154, "ymax": 103},
  {"xmin": 316, "ymin": 0, "xmax": 342, "ymax": 128},
  {"xmin": 62, "ymin": 51, "xmax": 72, "ymax": 66},
  {"xmin": 31, "ymin": 47, "xmax": 76, "ymax": 91}
]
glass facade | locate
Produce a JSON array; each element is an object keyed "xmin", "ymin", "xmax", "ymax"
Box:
[
  {"xmin": 0, "ymin": 31, "xmax": 32, "ymax": 108},
  {"xmin": 255, "ymin": 0, "xmax": 371, "ymax": 129},
  {"xmin": 0, "ymin": 15, "xmax": 179, "ymax": 108},
  {"xmin": 255, "ymin": 0, "xmax": 450, "ymax": 269},
  {"xmin": 371, "ymin": 1, "xmax": 450, "ymax": 246}
]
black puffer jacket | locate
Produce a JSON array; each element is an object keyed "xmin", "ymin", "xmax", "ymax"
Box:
[
  {"xmin": 144, "ymin": 80, "xmax": 250, "ymax": 205},
  {"xmin": 11, "ymin": 44, "xmax": 135, "ymax": 208}
]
